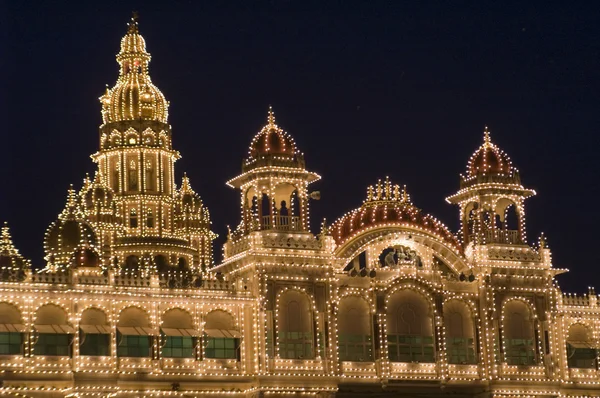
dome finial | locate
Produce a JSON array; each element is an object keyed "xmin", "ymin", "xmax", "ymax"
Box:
[
  {"xmin": 128, "ymin": 11, "xmax": 139, "ymax": 34},
  {"xmin": 181, "ymin": 172, "xmax": 193, "ymax": 194},
  {"xmin": 483, "ymin": 126, "xmax": 491, "ymax": 145},
  {"xmin": 267, "ymin": 105, "xmax": 276, "ymax": 128}
]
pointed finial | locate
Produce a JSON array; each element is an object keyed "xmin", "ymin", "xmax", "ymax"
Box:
[
  {"xmin": 128, "ymin": 11, "xmax": 139, "ymax": 34},
  {"xmin": 181, "ymin": 172, "xmax": 193, "ymax": 193},
  {"xmin": 267, "ymin": 105, "xmax": 276, "ymax": 128},
  {"xmin": 483, "ymin": 126, "xmax": 491, "ymax": 145}
]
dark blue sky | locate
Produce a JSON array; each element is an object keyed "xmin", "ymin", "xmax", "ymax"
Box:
[{"xmin": 1, "ymin": 1, "xmax": 599, "ymax": 292}]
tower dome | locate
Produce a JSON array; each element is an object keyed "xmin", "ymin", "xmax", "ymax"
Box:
[
  {"xmin": 81, "ymin": 170, "xmax": 115, "ymax": 212},
  {"xmin": 99, "ymin": 15, "xmax": 169, "ymax": 125},
  {"xmin": 466, "ymin": 127, "xmax": 515, "ymax": 178},
  {"xmin": 245, "ymin": 107, "xmax": 300, "ymax": 169},
  {"xmin": 460, "ymin": 127, "xmax": 521, "ymax": 189},
  {"xmin": 44, "ymin": 187, "xmax": 99, "ymax": 270}
]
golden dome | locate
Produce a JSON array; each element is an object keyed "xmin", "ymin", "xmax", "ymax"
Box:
[
  {"xmin": 100, "ymin": 16, "xmax": 169, "ymax": 124},
  {"xmin": 44, "ymin": 187, "xmax": 98, "ymax": 269}
]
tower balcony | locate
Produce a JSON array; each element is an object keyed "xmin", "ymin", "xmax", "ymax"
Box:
[{"xmin": 261, "ymin": 215, "xmax": 301, "ymax": 232}]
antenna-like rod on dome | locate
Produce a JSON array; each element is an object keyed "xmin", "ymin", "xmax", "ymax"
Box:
[
  {"xmin": 267, "ymin": 105, "xmax": 276, "ymax": 128},
  {"xmin": 483, "ymin": 125, "xmax": 491, "ymax": 145},
  {"xmin": 128, "ymin": 11, "xmax": 139, "ymax": 34}
]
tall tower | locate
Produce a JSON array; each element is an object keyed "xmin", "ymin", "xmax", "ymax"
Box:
[
  {"xmin": 446, "ymin": 127, "xmax": 536, "ymax": 251},
  {"xmin": 87, "ymin": 15, "xmax": 214, "ymax": 274}
]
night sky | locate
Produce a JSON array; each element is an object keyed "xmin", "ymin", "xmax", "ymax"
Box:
[{"xmin": 1, "ymin": 2, "xmax": 599, "ymax": 292}]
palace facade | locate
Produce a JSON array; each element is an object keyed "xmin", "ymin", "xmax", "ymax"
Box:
[{"xmin": 0, "ymin": 17, "xmax": 599, "ymax": 398}]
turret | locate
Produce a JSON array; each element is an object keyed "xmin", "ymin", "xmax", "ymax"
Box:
[
  {"xmin": 226, "ymin": 107, "xmax": 320, "ymax": 241},
  {"xmin": 446, "ymin": 127, "xmax": 535, "ymax": 249}
]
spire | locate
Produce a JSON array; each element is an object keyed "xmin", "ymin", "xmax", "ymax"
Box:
[
  {"xmin": 483, "ymin": 126, "xmax": 491, "ymax": 146},
  {"xmin": 0, "ymin": 222, "xmax": 16, "ymax": 255},
  {"xmin": 181, "ymin": 173, "xmax": 194, "ymax": 194},
  {"xmin": 59, "ymin": 185, "xmax": 82, "ymax": 220},
  {"xmin": 267, "ymin": 105, "xmax": 276, "ymax": 129},
  {"xmin": 128, "ymin": 11, "xmax": 139, "ymax": 34},
  {"xmin": 0, "ymin": 222, "xmax": 30, "ymax": 279}
]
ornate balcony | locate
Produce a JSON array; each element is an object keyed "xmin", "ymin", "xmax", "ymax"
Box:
[{"xmin": 262, "ymin": 215, "xmax": 301, "ymax": 231}]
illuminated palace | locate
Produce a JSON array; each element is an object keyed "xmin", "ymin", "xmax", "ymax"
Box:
[{"xmin": 1, "ymin": 17, "xmax": 599, "ymax": 398}]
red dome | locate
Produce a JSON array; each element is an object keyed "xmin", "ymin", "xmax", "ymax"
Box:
[
  {"xmin": 466, "ymin": 129, "xmax": 514, "ymax": 178},
  {"xmin": 248, "ymin": 107, "xmax": 297, "ymax": 159},
  {"xmin": 330, "ymin": 178, "xmax": 461, "ymax": 251},
  {"xmin": 249, "ymin": 127, "xmax": 297, "ymax": 158}
]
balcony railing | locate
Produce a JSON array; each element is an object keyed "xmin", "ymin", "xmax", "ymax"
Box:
[
  {"xmin": 262, "ymin": 216, "xmax": 301, "ymax": 231},
  {"xmin": 484, "ymin": 230, "xmax": 521, "ymax": 245}
]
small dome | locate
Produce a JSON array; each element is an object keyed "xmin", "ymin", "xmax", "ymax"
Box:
[
  {"xmin": 466, "ymin": 128, "xmax": 514, "ymax": 178},
  {"xmin": 82, "ymin": 171, "xmax": 115, "ymax": 211},
  {"xmin": 44, "ymin": 188, "xmax": 98, "ymax": 269},
  {"xmin": 330, "ymin": 177, "xmax": 461, "ymax": 251},
  {"xmin": 100, "ymin": 17, "xmax": 169, "ymax": 124},
  {"xmin": 248, "ymin": 107, "xmax": 298, "ymax": 160}
]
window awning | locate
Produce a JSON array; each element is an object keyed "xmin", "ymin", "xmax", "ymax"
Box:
[
  {"xmin": 117, "ymin": 326, "xmax": 154, "ymax": 336},
  {"xmin": 204, "ymin": 329, "xmax": 241, "ymax": 338},
  {"xmin": 0, "ymin": 324, "xmax": 26, "ymax": 333},
  {"xmin": 80, "ymin": 325, "xmax": 112, "ymax": 334},
  {"xmin": 34, "ymin": 325, "xmax": 75, "ymax": 334},
  {"xmin": 161, "ymin": 328, "xmax": 197, "ymax": 337},
  {"xmin": 568, "ymin": 341, "xmax": 596, "ymax": 349}
]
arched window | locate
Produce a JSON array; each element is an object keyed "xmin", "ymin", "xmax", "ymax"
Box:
[
  {"xmin": 146, "ymin": 208, "xmax": 154, "ymax": 229},
  {"xmin": 154, "ymin": 255, "xmax": 169, "ymax": 273},
  {"xmin": 128, "ymin": 159, "xmax": 138, "ymax": 191},
  {"xmin": 444, "ymin": 300, "xmax": 477, "ymax": 364},
  {"xmin": 34, "ymin": 304, "xmax": 74, "ymax": 356},
  {"xmin": 203, "ymin": 310, "xmax": 241, "ymax": 360},
  {"xmin": 177, "ymin": 257, "xmax": 188, "ymax": 270},
  {"xmin": 145, "ymin": 159, "xmax": 155, "ymax": 192},
  {"xmin": 337, "ymin": 296, "xmax": 372, "ymax": 362},
  {"xmin": 502, "ymin": 300, "xmax": 536, "ymax": 365},
  {"xmin": 566, "ymin": 323, "xmax": 597, "ymax": 369},
  {"xmin": 0, "ymin": 302, "xmax": 25, "ymax": 355},
  {"xmin": 79, "ymin": 308, "xmax": 111, "ymax": 356},
  {"xmin": 129, "ymin": 209, "xmax": 138, "ymax": 228},
  {"xmin": 386, "ymin": 289, "xmax": 434, "ymax": 363},
  {"xmin": 117, "ymin": 307, "xmax": 153, "ymax": 358},
  {"xmin": 278, "ymin": 291, "xmax": 314, "ymax": 359},
  {"xmin": 161, "ymin": 309, "xmax": 196, "ymax": 359}
]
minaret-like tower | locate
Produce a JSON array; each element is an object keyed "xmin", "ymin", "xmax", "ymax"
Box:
[
  {"xmin": 88, "ymin": 15, "xmax": 214, "ymax": 274},
  {"xmin": 446, "ymin": 127, "xmax": 536, "ymax": 250},
  {"xmin": 93, "ymin": 15, "xmax": 177, "ymax": 242},
  {"xmin": 225, "ymin": 107, "xmax": 320, "ymax": 245}
]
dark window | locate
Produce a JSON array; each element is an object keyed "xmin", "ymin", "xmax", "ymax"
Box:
[
  {"xmin": 338, "ymin": 334, "xmax": 373, "ymax": 362},
  {"xmin": 34, "ymin": 334, "xmax": 71, "ymax": 356},
  {"xmin": 205, "ymin": 337, "xmax": 238, "ymax": 359},
  {"xmin": 387, "ymin": 334, "xmax": 434, "ymax": 363},
  {"xmin": 279, "ymin": 331, "xmax": 313, "ymax": 359},
  {"xmin": 162, "ymin": 335, "xmax": 195, "ymax": 358},
  {"xmin": 79, "ymin": 332, "xmax": 110, "ymax": 356},
  {"xmin": 0, "ymin": 332, "xmax": 22, "ymax": 355},
  {"xmin": 446, "ymin": 337, "xmax": 477, "ymax": 364},
  {"xmin": 567, "ymin": 344, "xmax": 597, "ymax": 369},
  {"xmin": 505, "ymin": 338, "xmax": 536, "ymax": 365},
  {"xmin": 118, "ymin": 334, "xmax": 150, "ymax": 357}
]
